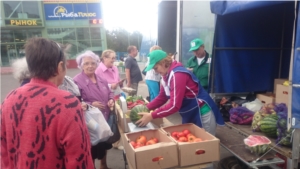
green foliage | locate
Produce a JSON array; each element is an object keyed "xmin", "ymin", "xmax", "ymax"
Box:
[{"xmin": 105, "ymin": 28, "xmax": 143, "ymax": 52}]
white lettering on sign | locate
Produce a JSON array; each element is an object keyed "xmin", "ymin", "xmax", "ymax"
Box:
[{"xmin": 48, "ymin": 5, "xmax": 97, "ymax": 18}]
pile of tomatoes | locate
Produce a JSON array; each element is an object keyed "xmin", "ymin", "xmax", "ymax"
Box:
[
  {"xmin": 130, "ymin": 135, "xmax": 159, "ymax": 149},
  {"xmin": 171, "ymin": 129, "xmax": 203, "ymax": 142}
]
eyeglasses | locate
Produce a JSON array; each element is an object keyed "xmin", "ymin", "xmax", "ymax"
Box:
[
  {"xmin": 107, "ymin": 57, "xmax": 116, "ymax": 60},
  {"xmin": 83, "ymin": 62, "xmax": 97, "ymax": 66},
  {"xmin": 55, "ymin": 42, "xmax": 63, "ymax": 65}
]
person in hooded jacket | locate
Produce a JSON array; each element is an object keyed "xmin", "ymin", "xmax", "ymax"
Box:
[{"xmin": 136, "ymin": 50, "xmax": 224, "ymax": 135}]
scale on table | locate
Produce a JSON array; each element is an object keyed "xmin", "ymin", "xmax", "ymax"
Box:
[{"xmin": 127, "ymin": 122, "xmax": 155, "ymax": 132}]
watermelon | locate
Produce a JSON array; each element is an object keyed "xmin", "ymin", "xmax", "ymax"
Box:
[
  {"xmin": 260, "ymin": 114, "xmax": 278, "ymax": 138},
  {"xmin": 130, "ymin": 105, "xmax": 149, "ymax": 126},
  {"xmin": 276, "ymin": 109, "xmax": 293, "ymax": 147},
  {"xmin": 252, "ymin": 111, "xmax": 263, "ymax": 131},
  {"xmin": 244, "ymin": 135, "xmax": 271, "ymax": 155}
]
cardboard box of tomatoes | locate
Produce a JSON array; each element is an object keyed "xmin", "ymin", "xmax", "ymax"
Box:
[
  {"xmin": 124, "ymin": 129, "xmax": 179, "ymax": 169},
  {"xmin": 161, "ymin": 123, "xmax": 220, "ymax": 167}
]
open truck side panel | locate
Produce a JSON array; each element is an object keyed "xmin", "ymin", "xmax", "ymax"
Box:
[{"xmin": 210, "ymin": 1, "xmax": 300, "ymax": 168}]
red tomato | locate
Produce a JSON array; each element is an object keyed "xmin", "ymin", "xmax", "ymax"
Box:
[
  {"xmin": 136, "ymin": 142, "xmax": 145, "ymax": 147},
  {"xmin": 187, "ymin": 135, "xmax": 196, "ymax": 142},
  {"xmin": 146, "ymin": 140, "xmax": 156, "ymax": 145},
  {"xmin": 171, "ymin": 132, "xmax": 178, "ymax": 138},
  {"xmin": 177, "ymin": 132, "xmax": 185, "ymax": 138},
  {"xmin": 135, "ymin": 144, "xmax": 143, "ymax": 149},
  {"xmin": 186, "ymin": 133, "xmax": 195, "ymax": 137},
  {"xmin": 136, "ymin": 135, "xmax": 147, "ymax": 144},
  {"xmin": 130, "ymin": 141, "xmax": 137, "ymax": 148},
  {"xmin": 194, "ymin": 138, "xmax": 203, "ymax": 142},
  {"xmin": 171, "ymin": 136, "xmax": 178, "ymax": 140},
  {"xmin": 178, "ymin": 137, "xmax": 187, "ymax": 142},
  {"xmin": 150, "ymin": 137, "xmax": 158, "ymax": 143},
  {"xmin": 182, "ymin": 129, "xmax": 190, "ymax": 136}
]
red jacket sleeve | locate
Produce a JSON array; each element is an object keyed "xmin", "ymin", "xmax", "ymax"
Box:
[
  {"xmin": 146, "ymin": 84, "xmax": 168, "ymax": 110},
  {"xmin": 150, "ymin": 72, "xmax": 188, "ymax": 119}
]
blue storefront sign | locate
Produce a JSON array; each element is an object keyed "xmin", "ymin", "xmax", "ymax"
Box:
[{"xmin": 44, "ymin": 3, "xmax": 102, "ymax": 20}]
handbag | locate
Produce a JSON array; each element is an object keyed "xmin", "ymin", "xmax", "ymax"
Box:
[
  {"xmin": 106, "ymin": 105, "xmax": 121, "ymax": 144},
  {"xmin": 85, "ymin": 104, "xmax": 113, "ymax": 145},
  {"xmin": 142, "ymin": 67, "xmax": 147, "ymax": 76}
]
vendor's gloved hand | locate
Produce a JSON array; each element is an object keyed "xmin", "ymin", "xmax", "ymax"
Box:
[{"xmin": 136, "ymin": 112, "xmax": 153, "ymax": 127}]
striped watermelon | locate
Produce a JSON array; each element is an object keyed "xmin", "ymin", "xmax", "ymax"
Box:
[
  {"xmin": 260, "ymin": 115, "xmax": 278, "ymax": 138},
  {"xmin": 130, "ymin": 105, "xmax": 149, "ymax": 126},
  {"xmin": 244, "ymin": 135, "xmax": 271, "ymax": 155}
]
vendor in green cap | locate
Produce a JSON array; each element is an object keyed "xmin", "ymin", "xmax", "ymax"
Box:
[
  {"xmin": 136, "ymin": 50, "xmax": 224, "ymax": 135},
  {"xmin": 186, "ymin": 38, "xmax": 211, "ymax": 91}
]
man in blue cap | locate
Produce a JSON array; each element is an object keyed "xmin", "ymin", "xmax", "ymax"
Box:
[{"xmin": 186, "ymin": 38, "xmax": 211, "ymax": 91}]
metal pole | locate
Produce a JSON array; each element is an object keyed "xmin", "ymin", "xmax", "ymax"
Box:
[
  {"xmin": 210, "ymin": 15, "xmax": 217, "ymax": 94},
  {"xmin": 292, "ymin": 129, "xmax": 300, "ymax": 169}
]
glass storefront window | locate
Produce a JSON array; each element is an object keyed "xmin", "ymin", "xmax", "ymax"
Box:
[
  {"xmin": 3, "ymin": 1, "xmax": 40, "ymax": 19},
  {"xmin": 14, "ymin": 30, "xmax": 27, "ymax": 42},
  {"xmin": 1, "ymin": 45, "xmax": 10, "ymax": 66},
  {"xmin": 6, "ymin": 44, "xmax": 18, "ymax": 62},
  {"xmin": 47, "ymin": 28, "xmax": 63, "ymax": 41},
  {"xmin": 91, "ymin": 40, "xmax": 102, "ymax": 48},
  {"xmin": 62, "ymin": 28, "xmax": 76, "ymax": 41},
  {"xmin": 16, "ymin": 44, "xmax": 25, "ymax": 57},
  {"xmin": 90, "ymin": 27, "xmax": 101, "ymax": 39},
  {"xmin": 77, "ymin": 40, "xmax": 91, "ymax": 52},
  {"xmin": 27, "ymin": 30, "xmax": 42, "ymax": 38},
  {"xmin": 22, "ymin": 1, "xmax": 40, "ymax": 18},
  {"xmin": 1, "ymin": 30, "xmax": 14, "ymax": 43},
  {"xmin": 76, "ymin": 28, "xmax": 90, "ymax": 40},
  {"xmin": 63, "ymin": 40, "xmax": 78, "ymax": 58},
  {"xmin": 3, "ymin": 1, "xmax": 22, "ymax": 18}
]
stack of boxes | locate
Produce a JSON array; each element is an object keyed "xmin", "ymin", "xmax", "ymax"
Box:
[{"xmin": 256, "ymin": 78, "xmax": 289, "ymax": 105}]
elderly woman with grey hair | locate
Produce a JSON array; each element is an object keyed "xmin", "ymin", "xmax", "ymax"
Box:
[
  {"xmin": 73, "ymin": 50, "xmax": 114, "ymax": 169},
  {"xmin": 12, "ymin": 57, "xmax": 31, "ymax": 86}
]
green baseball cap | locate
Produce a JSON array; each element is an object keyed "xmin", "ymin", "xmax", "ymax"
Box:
[
  {"xmin": 145, "ymin": 50, "xmax": 167, "ymax": 71},
  {"xmin": 189, "ymin": 38, "xmax": 204, "ymax": 51}
]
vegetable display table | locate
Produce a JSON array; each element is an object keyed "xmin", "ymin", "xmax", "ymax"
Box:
[{"xmin": 215, "ymin": 122, "xmax": 287, "ymax": 168}]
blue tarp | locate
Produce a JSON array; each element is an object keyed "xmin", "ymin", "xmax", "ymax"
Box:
[
  {"xmin": 210, "ymin": 1, "xmax": 286, "ymax": 16},
  {"xmin": 209, "ymin": 1, "xmax": 294, "ymax": 93},
  {"xmin": 210, "ymin": 0, "xmax": 300, "ymax": 128}
]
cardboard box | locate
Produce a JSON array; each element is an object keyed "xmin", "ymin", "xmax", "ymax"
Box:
[
  {"xmin": 116, "ymin": 104, "xmax": 131, "ymax": 133},
  {"xmin": 161, "ymin": 123, "xmax": 220, "ymax": 167},
  {"xmin": 119, "ymin": 96, "xmax": 128, "ymax": 112},
  {"xmin": 124, "ymin": 129, "xmax": 179, "ymax": 169},
  {"xmin": 256, "ymin": 93, "xmax": 275, "ymax": 104},
  {"xmin": 274, "ymin": 79, "xmax": 288, "ymax": 93},
  {"xmin": 276, "ymin": 84, "xmax": 289, "ymax": 105}
]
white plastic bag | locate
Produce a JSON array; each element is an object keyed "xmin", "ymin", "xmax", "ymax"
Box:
[
  {"xmin": 85, "ymin": 105, "xmax": 113, "ymax": 146},
  {"xmin": 242, "ymin": 99, "xmax": 264, "ymax": 112}
]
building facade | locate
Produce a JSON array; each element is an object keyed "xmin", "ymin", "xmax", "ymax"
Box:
[{"xmin": 0, "ymin": 0, "xmax": 106, "ymax": 66}]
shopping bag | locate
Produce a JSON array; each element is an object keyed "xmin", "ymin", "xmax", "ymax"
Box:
[
  {"xmin": 106, "ymin": 106, "xmax": 121, "ymax": 144},
  {"xmin": 85, "ymin": 104, "xmax": 113, "ymax": 146},
  {"xmin": 142, "ymin": 67, "xmax": 147, "ymax": 76}
]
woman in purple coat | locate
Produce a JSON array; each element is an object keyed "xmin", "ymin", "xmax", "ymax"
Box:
[{"xmin": 73, "ymin": 50, "xmax": 114, "ymax": 169}]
